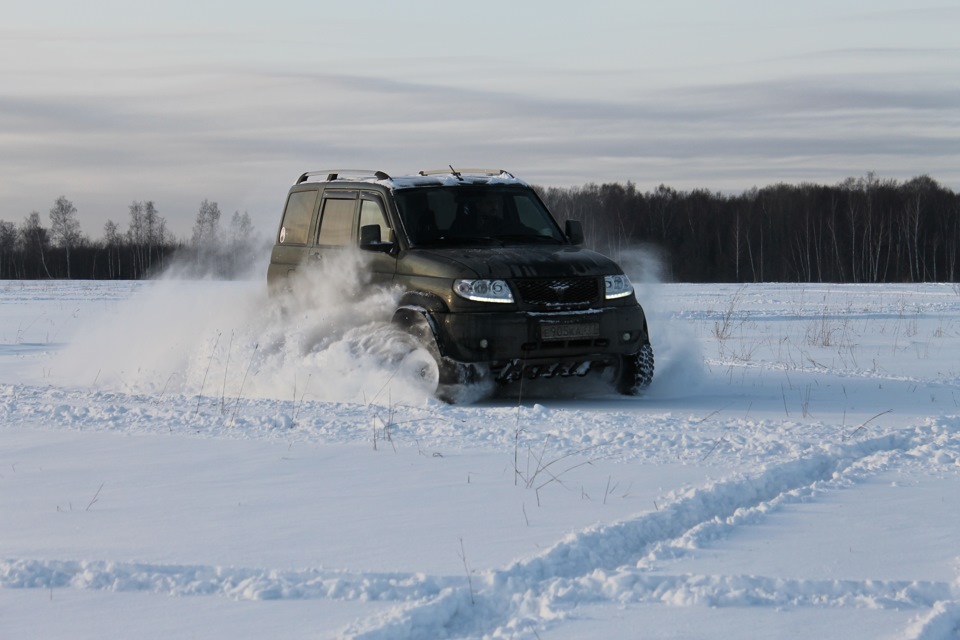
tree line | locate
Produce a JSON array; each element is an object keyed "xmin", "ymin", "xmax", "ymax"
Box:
[
  {"xmin": 4, "ymin": 174, "xmax": 959, "ymax": 282},
  {"xmin": 0, "ymin": 197, "xmax": 263, "ymax": 280},
  {"xmin": 537, "ymin": 173, "xmax": 960, "ymax": 283}
]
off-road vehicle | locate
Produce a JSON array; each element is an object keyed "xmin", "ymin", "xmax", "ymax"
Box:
[{"xmin": 267, "ymin": 168, "xmax": 653, "ymax": 401}]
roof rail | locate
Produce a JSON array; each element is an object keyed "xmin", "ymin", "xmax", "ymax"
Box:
[
  {"xmin": 296, "ymin": 169, "xmax": 391, "ymax": 184},
  {"xmin": 418, "ymin": 168, "xmax": 515, "ymax": 179}
]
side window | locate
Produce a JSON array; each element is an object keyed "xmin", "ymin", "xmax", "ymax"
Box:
[
  {"xmin": 279, "ymin": 190, "xmax": 318, "ymax": 245},
  {"xmin": 358, "ymin": 198, "xmax": 389, "ymax": 241},
  {"xmin": 317, "ymin": 197, "xmax": 356, "ymax": 246}
]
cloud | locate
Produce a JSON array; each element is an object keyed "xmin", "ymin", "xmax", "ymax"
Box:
[{"xmin": 1, "ymin": 59, "xmax": 958, "ymax": 238}]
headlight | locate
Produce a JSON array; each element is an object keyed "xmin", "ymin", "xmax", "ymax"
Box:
[
  {"xmin": 604, "ymin": 274, "xmax": 634, "ymax": 299},
  {"xmin": 454, "ymin": 279, "xmax": 514, "ymax": 303}
]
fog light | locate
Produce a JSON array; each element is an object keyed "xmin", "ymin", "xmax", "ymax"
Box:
[
  {"xmin": 622, "ymin": 332, "xmax": 632, "ymax": 341},
  {"xmin": 479, "ymin": 339, "xmax": 489, "ymax": 349}
]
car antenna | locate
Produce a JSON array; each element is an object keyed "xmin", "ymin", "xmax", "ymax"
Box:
[{"xmin": 449, "ymin": 165, "xmax": 463, "ymax": 181}]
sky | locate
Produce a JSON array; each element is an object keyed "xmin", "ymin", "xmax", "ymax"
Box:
[{"xmin": 2, "ymin": 0, "xmax": 958, "ymax": 239}]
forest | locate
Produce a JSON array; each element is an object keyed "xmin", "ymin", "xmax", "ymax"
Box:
[
  {"xmin": 0, "ymin": 198, "xmax": 262, "ymax": 280},
  {"xmin": 2, "ymin": 173, "xmax": 958, "ymax": 282},
  {"xmin": 538, "ymin": 173, "xmax": 960, "ymax": 283}
]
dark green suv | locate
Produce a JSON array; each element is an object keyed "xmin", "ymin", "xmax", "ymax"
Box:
[{"xmin": 267, "ymin": 168, "xmax": 653, "ymax": 402}]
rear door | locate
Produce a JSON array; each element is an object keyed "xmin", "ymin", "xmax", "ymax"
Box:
[
  {"xmin": 312, "ymin": 189, "xmax": 398, "ymax": 286},
  {"xmin": 311, "ymin": 189, "xmax": 358, "ymax": 269}
]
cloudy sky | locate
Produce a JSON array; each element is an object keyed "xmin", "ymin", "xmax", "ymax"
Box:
[{"xmin": 2, "ymin": 0, "xmax": 958, "ymax": 238}]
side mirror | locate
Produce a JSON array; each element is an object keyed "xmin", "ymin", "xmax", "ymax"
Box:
[
  {"xmin": 565, "ymin": 220, "xmax": 585, "ymax": 246},
  {"xmin": 359, "ymin": 224, "xmax": 394, "ymax": 253}
]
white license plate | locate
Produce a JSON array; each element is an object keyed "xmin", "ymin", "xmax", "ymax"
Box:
[{"xmin": 541, "ymin": 322, "xmax": 600, "ymax": 341}]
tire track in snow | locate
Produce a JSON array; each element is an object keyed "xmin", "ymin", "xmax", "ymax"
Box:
[
  {"xmin": 905, "ymin": 599, "xmax": 960, "ymax": 640},
  {"xmin": 2, "ymin": 561, "xmax": 953, "ymax": 638},
  {"xmin": 0, "ymin": 559, "xmax": 454, "ymax": 602},
  {"xmin": 343, "ymin": 429, "xmax": 959, "ymax": 639},
  {"xmin": 5, "ymin": 381, "xmax": 959, "ymax": 638}
]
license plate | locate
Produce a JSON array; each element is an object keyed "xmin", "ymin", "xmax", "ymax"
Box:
[{"xmin": 541, "ymin": 322, "xmax": 600, "ymax": 341}]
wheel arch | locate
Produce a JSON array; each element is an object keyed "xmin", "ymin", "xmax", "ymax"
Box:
[
  {"xmin": 396, "ymin": 290, "xmax": 449, "ymax": 314},
  {"xmin": 393, "ymin": 291, "xmax": 449, "ymax": 348}
]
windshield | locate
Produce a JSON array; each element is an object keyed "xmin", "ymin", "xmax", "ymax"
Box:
[{"xmin": 394, "ymin": 185, "xmax": 566, "ymax": 248}]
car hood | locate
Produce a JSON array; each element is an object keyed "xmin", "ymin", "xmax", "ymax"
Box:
[{"xmin": 400, "ymin": 245, "xmax": 622, "ymax": 280}]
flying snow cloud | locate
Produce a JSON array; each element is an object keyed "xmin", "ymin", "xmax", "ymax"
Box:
[
  {"xmin": 618, "ymin": 246, "xmax": 707, "ymax": 399},
  {"xmin": 52, "ymin": 251, "xmax": 439, "ymax": 406}
]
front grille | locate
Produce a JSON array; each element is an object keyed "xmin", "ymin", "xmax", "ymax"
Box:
[{"xmin": 513, "ymin": 277, "xmax": 600, "ymax": 310}]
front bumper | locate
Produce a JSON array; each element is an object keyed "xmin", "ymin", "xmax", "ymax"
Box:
[{"xmin": 431, "ymin": 304, "xmax": 648, "ymax": 377}]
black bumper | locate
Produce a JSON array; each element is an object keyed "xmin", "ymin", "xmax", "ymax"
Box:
[{"xmin": 431, "ymin": 304, "xmax": 649, "ymax": 370}]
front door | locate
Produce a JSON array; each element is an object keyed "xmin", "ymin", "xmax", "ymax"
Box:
[{"xmin": 358, "ymin": 192, "xmax": 397, "ymax": 286}]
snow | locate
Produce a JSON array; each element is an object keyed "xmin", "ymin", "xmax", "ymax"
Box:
[{"xmin": 2, "ymin": 274, "xmax": 960, "ymax": 639}]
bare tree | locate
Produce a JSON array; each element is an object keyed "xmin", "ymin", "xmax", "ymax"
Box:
[
  {"xmin": 221, "ymin": 210, "xmax": 259, "ymax": 277},
  {"xmin": 0, "ymin": 220, "xmax": 17, "ymax": 278},
  {"xmin": 49, "ymin": 195, "xmax": 83, "ymax": 278},
  {"xmin": 124, "ymin": 200, "xmax": 170, "ymax": 276},
  {"xmin": 127, "ymin": 201, "xmax": 146, "ymax": 277},
  {"xmin": 142, "ymin": 200, "xmax": 167, "ymax": 271},
  {"xmin": 228, "ymin": 210, "xmax": 253, "ymax": 246},
  {"xmin": 20, "ymin": 211, "xmax": 52, "ymax": 278},
  {"xmin": 192, "ymin": 199, "xmax": 221, "ymax": 246},
  {"xmin": 188, "ymin": 199, "xmax": 222, "ymax": 275},
  {"xmin": 103, "ymin": 219, "xmax": 122, "ymax": 279}
]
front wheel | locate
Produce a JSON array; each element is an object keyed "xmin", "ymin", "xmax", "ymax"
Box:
[
  {"xmin": 397, "ymin": 347, "xmax": 440, "ymax": 395},
  {"xmin": 616, "ymin": 342, "xmax": 654, "ymax": 395},
  {"xmin": 394, "ymin": 310, "xmax": 490, "ymax": 404}
]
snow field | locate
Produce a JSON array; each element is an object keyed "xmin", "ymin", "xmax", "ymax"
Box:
[{"xmin": 1, "ymin": 276, "xmax": 960, "ymax": 638}]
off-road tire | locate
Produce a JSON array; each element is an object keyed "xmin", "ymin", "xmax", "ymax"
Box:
[
  {"xmin": 394, "ymin": 310, "xmax": 485, "ymax": 403},
  {"xmin": 616, "ymin": 342, "xmax": 654, "ymax": 395}
]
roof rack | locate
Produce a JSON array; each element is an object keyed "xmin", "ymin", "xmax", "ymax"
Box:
[
  {"xmin": 418, "ymin": 168, "xmax": 515, "ymax": 179},
  {"xmin": 296, "ymin": 169, "xmax": 391, "ymax": 184}
]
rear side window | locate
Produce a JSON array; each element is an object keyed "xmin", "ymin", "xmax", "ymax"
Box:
[
  {"xmin": 317, "ymin": 197, "xmax": 356, "ymax": 246},
  {"xmin": 279, "ymin": 190, "xmax": 318, "ymax": 245}
]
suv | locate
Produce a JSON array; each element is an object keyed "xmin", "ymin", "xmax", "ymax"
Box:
[{"xmin": 267, "ymin": 168, "xmax": 653, "ymax": 402}]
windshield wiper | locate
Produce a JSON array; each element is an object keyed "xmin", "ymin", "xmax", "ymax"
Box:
[
  {"xmin": 424, "ymin": 235, "xmax": 504, "ymax": 247},
  {"xmin": 493, "ymin": 234, "xmax": 563, "ymax": 245}
]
